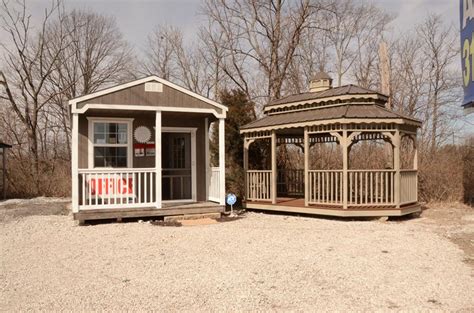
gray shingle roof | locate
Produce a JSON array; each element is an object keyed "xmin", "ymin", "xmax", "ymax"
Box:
[
  {"xmin": 267, "ymin": 84, "xmax": 387, "ymax": 107},
  {"xmin": 241, "ymin": 104, "xmax": 420, "ymax": 130}
]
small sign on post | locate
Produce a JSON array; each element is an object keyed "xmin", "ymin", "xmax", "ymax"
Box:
[{"xmin": 226, "ymin": 193, "xmax": 237, "ymax": 217}]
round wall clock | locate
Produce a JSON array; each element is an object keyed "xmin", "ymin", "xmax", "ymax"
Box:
[{"xmin": 134, "ymin": 126, "xmax": 152, "ymax": 143}]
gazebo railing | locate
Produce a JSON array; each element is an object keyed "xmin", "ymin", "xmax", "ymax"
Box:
[
  {"xmin": 245, "ymin": 168, "xmax": 416, "ymax": 208},
  {"xmin": 308, "ymin": 170, "xmax": 343, "ymax": 205},
  {"xmin": 246, "ymin": 170, "xmax": 272, "ymax": 201},
  {"xmin": 400, "ymin": 169, "xmax": 417, "ymax": 205},
  {"xmin": 348, "ymin": 170, "xmax": 395, "ymax": 206}
]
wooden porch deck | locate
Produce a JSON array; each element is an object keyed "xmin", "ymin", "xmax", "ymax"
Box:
[
  {"xmin": 245, "ymin": 198, "xmax": 420, "ymax": 217},
  {"xmin": 74, "ymin": 201, "xmax": 224, "ymax": 222}
]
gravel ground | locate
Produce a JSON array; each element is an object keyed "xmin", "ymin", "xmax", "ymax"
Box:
[{"xmin": 1, "ymin": 202, "xmax": 473, "ymax": 311}]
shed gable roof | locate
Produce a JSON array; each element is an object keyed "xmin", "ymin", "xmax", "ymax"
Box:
[{"xmin": 69, "ymin": 76, "xmax": 227, "ymax": 113}]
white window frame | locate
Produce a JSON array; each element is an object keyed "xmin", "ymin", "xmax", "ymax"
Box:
[
  {"xmin": 161, "ymin": 127, "xmax": 197, "ymax": 203},
  {"xmin": 87, "ymin": 117, "xmax": 134, "ymax": 169}
]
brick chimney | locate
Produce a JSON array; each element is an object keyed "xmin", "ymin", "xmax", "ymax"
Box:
[{"xmin": 309, "ymin": 72, "xmax": 332, "ymax": 92}]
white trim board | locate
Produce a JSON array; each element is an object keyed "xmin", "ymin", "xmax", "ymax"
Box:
[
  {"xmin": 73, "ymin": 104, "xmax": 226, "ymax": 119},
  {"xmin": 68, "ymin": 75, "xmax": 228, "ymax": 112}
]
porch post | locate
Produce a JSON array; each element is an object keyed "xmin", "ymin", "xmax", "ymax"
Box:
[
  {"xmin": 204, "ymin": 117, "xmax": 209, "ymax": 201},
  {"xmin": 271, "ymin": 130, "xmax": 277, "ymax": 204},
  {"xmin": 304, "ymin": 127, "xmax": 309, "ymax": 206},
  {"xmin": 71, "ymin": 113, "xmax": 79, "ymax": 213},
  {"xmin": 342, "ymin": 127, "xmax": 348, "ymax": 209},
  {"xmin": 155, "ymin": 111, "xmax": 162, "ymax": 209},
  {"xmin": 218, "ymin": 118, "xmax": 225, "ymax": 205},
  {"xmin": 393, "ymin": 129, "xmax": 401, "ymax": 208}
]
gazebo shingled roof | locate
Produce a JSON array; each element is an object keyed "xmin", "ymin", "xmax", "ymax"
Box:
[
  {"xmin": 241, "ymin": 104, "xmax": 420, "ymax": 131},
  {"xmin": 266, "ymin": 84, "xmax": 388, "ymax": 107}
]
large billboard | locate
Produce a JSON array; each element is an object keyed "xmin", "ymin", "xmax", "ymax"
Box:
[{"xmin": 461, "ymin": 0, "xmax": 474, "ymax": 113}]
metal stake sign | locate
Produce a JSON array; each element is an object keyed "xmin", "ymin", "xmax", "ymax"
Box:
[{"xmin": 226, "ymin": 193, "xmax": 237, "ymax": 217}]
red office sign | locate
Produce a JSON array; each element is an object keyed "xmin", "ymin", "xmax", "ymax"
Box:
[{"xmin": 89, "ymin": 177, "xmax": 133, "ymax": 196}]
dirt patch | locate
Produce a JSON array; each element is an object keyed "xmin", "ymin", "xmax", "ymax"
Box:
[
  {"xmin": 0, "ymin": 197, "xmax": 71, "ymax": 223},
  {"xmin": 150, "ymin": 220, "xmax": 183, "ymax": 227},
  {"xmin": 416, "ymin": 202, "xmax": 474, "ymax": 268}
]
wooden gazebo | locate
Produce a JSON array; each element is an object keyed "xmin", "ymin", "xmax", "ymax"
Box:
[
  {"xmin": 0, "ymin": 142, "xmax": 12, "ymax": 200},
  {"xmin": 240, "ymin": 74, "xmax": 421, "ymax": 217}
]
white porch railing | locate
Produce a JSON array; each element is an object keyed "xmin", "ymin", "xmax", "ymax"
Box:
[
  {"xmin": 78, "ymin": 168, "xmax": 156, "ymax": 210},
  {"xmin": 308, "ymin": 170, "xmax": 343, "ymax": 205},
  {"xmin": 246, "ymin": 170, "xmax": 272, "ymax": 201},
  {"xmin": 208, "ymin": 167, "xmax": 221, "ymax": 202},
  {"xmin": 348, "ymin": 170, "xmax": 395, "ymax": 206},
  {"xmin": 400, "ymin": 169, "xmax": 417, "ymax": 205}
]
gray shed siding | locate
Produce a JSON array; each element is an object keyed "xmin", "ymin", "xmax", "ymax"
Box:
[{"xmin": 77, "ymin": 83, "xmax": 223, "ymax": 115}]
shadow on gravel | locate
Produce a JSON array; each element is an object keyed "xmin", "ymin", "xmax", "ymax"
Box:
[
  {"xmin": 247, "ymin": 208, "xmax": 422, "ymax": 223},
  {"xmin": 82, "ymin": 214, "xmax": 246, "ymax": 227}
]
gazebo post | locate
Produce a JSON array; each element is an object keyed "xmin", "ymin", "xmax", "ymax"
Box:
[
  {"xmin": 243, "ymin": 137, "xmax": 249, "ymax": 201},
  {"xmin": 413, "ymin": 137, "xmax": 418, "ymax": 171},
  {"xmin": 304, "ymin": 127, "xmax": 309, "ymax": 206},
  {"xmin": 342, "ymin": 127, "xmax": 349, "ymax": 209},
  {"xmin": 271, "ymin": 130, "xmax": 277, "ymax": 204},
  {"xmin": 393, "ymin": 129, "xmax": 401, "ymax": 208}
]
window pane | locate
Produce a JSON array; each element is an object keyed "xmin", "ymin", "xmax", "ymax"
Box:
[
  {"xmin": 94, "ymin": 123, "xmax": 105, "ymax": 133},
  {"xmin": 118, "ymin": 132, "xmax": 127, "ymax": 144},
  {"xmin": 94, "ymin": 133, "xmax": 106, "ymax": 144},
  {"xmin": 108, "ymin": 123, "xmax": 117, "ymax": 133},
  {"xmin": 93, "ymin": 146, "xmax": 127, "ymax": 168}
]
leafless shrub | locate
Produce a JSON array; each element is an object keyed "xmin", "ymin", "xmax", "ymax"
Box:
[{"xmin": 418, "ymin": 146, "xmax": 464, "ymax": 203}]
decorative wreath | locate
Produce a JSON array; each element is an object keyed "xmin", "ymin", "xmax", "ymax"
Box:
[{"xmin": 134, "ymin": 126, "xmax": 152, "ymax": 143}]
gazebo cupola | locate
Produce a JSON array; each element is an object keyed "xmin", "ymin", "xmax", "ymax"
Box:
[
  {"xmin": 309, "ymin": 71, "xmax": 333, "ymax": 93},
  {"xmin": 240, "ymin": 75, "xmax": 421, "ymax": 217}
]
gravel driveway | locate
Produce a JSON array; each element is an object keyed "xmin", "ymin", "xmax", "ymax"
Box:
[{"xmin": 1, "ymin": 209, "xmax": 473, "ymax": 311}]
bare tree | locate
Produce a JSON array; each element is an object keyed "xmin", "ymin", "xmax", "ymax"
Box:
[
  {"xmin": 47, "ymin": 9, "xmax": 133, "ymax": 157},
  {"xmin": 0, "ymin": 0, "xmax": 72, "ymax": 194},
  {"xmin": 202, "ymin": 0, "xmax": 314, "ymax": 102},
  {"xmin": 417, "ymin": 14, "xmax": 459, "ymax": 152},
  {"xmin": 142, "ymin": 24, "xmax": 212, "ymax": 95},
  {"xmin": 142, "ymin": 25, "xmax": 181, "ymax": 80},
  {"xmin": 321, "ymin": 0, "xmax": 391, "ymax": 87}
]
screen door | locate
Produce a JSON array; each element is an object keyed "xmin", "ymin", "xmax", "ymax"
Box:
[{"xmin": 162, "ymin": 132, "xmax": 192, "ymax": 200}]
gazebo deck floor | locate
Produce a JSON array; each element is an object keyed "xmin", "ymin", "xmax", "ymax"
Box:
[{"xmin": 245, "ymin": 197, "xmax": 420, "ymax": 217}]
